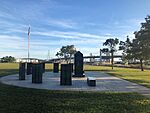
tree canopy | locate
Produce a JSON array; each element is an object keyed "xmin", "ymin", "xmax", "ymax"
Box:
[
  {"xmin": 119, "ymin": 36, "xmax": 132, "ymax": 63},
  {"xmin": 56, "ymin": 45, "xmax": 76, "ymax": 63},
  {"xmin": 103, "ymin": 38, "xmax": 119, "ymax": 69},
  {"xmin": 1, "ymin": 56, "xmax": 16, "ymax": 63},
  {"xmin": 119, "ymin": 15, "xmax": 150, "ymax": 71}
]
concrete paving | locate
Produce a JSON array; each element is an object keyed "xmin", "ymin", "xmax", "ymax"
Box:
[{"xmin": 1, "ymin": 71, "xmax": 150, "ymax": 98}]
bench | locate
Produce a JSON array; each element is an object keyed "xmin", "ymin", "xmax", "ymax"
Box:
[{"xmin": 87, "ymin": 77, "xmax": 96, "ymax": 86}]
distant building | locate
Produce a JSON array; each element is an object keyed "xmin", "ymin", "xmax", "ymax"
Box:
[{"xmin": 15, "ymin": 58, "xmax": 42, "ymax": 63}]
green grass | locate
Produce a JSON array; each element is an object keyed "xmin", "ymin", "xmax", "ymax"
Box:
[
  {"xmin": 0, "ymin": 63, "xmax": 19, "ymax": 77},
  {"xmin": 84, "ymin": 65, "xmax": 150, "ymax": 88},
  {"xmin": 1, "ymin": 63, "xmax": 150, "ymax": 112},
  {"xmin": 1, "ymin": 63, "xmax": 150, "ymax": 88},
  {"xmin": 0, "ymin": 83, "xmax": 150, "ymax": 113},
  {"xmin": 84, "ymin": 65, "xmax": 112, "ymax": 71},
  {"xmin": 0, "ymin": 63, "xmax": 53, "ymax": 77}
]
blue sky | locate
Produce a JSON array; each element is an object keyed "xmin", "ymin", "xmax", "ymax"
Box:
[{"xmin": 0, "ymin": 0, "xmax": 150, "ymax": 59}]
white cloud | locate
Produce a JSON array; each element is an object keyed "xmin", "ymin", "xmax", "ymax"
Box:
[
  {"xmin": 48, "ymin": 19, "xmax": 77, "ymax": 29},
  {"xmin": 31, "ymin": 30, "xmax": 112, "ymax": 40},
  {"xmin": 0, "ymin": 0, "xmax": 145, "ymax": 59},
  {"xmin": 77, "ymin": 47, "xmax": 100, "ymax": 56}
]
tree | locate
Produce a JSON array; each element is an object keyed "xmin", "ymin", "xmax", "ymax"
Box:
[
  {"xmin": 101, "ymin": 48, "xmax": 109, "ymax": 53},
  {"xmin": 99, "ymin": 48, "xmax": 109, "ymax": 64},
  {"xmin": 1, "ymin": 56, "xmax": 16, "ymax": 63},
  {"xmin": 119, "ymin": 36, "xmax": 132, "ymax": 64},
  {"xmin": 56, "ymin": 45, "xmax": 76, "ymax": 63},
  {"xmin": 103, "ymin": 38, "xmax": 119, "ymax": 69},
  {"xmin": 131, "ymin": 15, "xmax": 150, "ymax": 71}
]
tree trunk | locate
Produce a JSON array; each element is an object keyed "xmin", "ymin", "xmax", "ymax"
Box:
[
  {"xmin": 111, "ymin": 52, "xmax": 114, "ymax": 70},
  {"xmin": 140, "ymin": 59, "xmax": 144, "ymax": 71}
]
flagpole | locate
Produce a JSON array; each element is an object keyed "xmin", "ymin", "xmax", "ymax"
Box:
[{"xmin": 28, "ymin": 26, "xmax": 30, "ymax": 62}]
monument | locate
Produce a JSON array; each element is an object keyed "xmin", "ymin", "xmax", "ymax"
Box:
[
  {"xmin": 69, "ymin": 63, "xmax": 73, "ymax": 73},
  {"xmin": 32, "ymin": 63, "xmax": 43, "ymax": 83},
  {"xmin": 27, "ymin": 63, "xmax": 32, "ymax": 75},
  {"xmin": 74, "ymin": 51, "xmax": 85, "ymax": 77},
  {"xmin": 60, "ymin": 64, "xmax": 72, "ymax": 85},
  {"xmin": 53, "ymin": 63, "xmax": 59, "ymax": 73},
  {"xmin": 41, "ymin": 62, "xmax": 45, "ymax": 73},
  {"xmin": 19, "ymin": 63, "xmax": 25, "ymax": 80}
]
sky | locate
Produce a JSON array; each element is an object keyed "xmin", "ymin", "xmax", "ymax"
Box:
[{"xmin": 0, "ymin": 0, "xmax": 150, "ymax": 59}]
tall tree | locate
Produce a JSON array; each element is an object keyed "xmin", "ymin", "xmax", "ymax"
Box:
[
  {"xmin": 103, "ymin": 38, "xmax": 119, "ymax": 69},
  {"xmin": 56, "ymin": 45, "xmax": 76, "ymax": 63},
  {"xmin": 132, "ymin": 15, "xmax": 150, "ymax": 71},
  {"xmin": 119, "ymin": 36, "xmax": 132, "ymax": 64},
  {"xmin": 99, "ymin": 48, "xmax": 109, "ymax": 64}
]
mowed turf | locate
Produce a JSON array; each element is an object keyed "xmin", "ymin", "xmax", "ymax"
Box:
[
  {"xmin": 1, "ymin": 63, "xmax": 150, "ymax": 112},
  {"xmin": 1, "ymin": 63, "xmax": 150, "ymax": 88},
  {"xmin": 0, "ymin": 83, "xmax": 150, "ymax": 113},
  {"xmin": 84, "ymin": 65, "xmax": 150, "ymax": 88},
  {"xmin": 0, "ymin": 63, "xmax": 19, "ymax": 77},
  {"xmin": 0, "ymin": 63, "xmax": 53, "ymax": 77}
]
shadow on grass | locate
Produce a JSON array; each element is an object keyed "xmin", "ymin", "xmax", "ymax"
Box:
[{"xmin": 0, "ymin": 83, "xmax": 150, "ymax": 113}]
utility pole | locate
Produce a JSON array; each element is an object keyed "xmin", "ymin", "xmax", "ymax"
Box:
[
  {"xmin": 28, "ymin": 26, "xmax": 30, "ymax": 62},
  {"xmin": 99, "ymin": 49, "xmax": 102, "ymax": 65},
  {"xmin": 47, "ymin": 50, "xmax": 50, "ymax": 60}
]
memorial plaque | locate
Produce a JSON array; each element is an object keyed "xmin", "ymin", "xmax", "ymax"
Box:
[
  {"xmin": 19, "ymin": 63, "xmax": 25, "ymax": 80},
  {"xmin": 74, "ymin": 51, "xmax": 85, "ymax": 77},
  {"xmin": 53, "ymin": 63, "xmax": 59, "ymax": 73},
  {"xmin": 32, "ymin": 63, "xmax": 42, "ymax": 83},
  {"xmin": 60, "ymin": 64, "xmax": 72, "ymax": 85}
]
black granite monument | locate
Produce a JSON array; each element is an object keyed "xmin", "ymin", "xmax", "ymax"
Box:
[
  {"xmin": 60, "ymin": 64, "xmax": 72, "ymax": 85},
  {"xmin": 69, "ymin": 63, "xmax": 73, "ymax": 73},
  {"xmin": 27, "ymin": 63, "xmax": 32, "ymax": 75},
  {"xmin": 53, "ymin": 63, "xmax": 59, "ymax": 73},
  {"xmin": 74, "ymin": 51, "xmax": 85, "ymax": 77},
  {"xmin": 41, "ymin": 62, "xmax": 45, "ymax": 73},
  {"xmin": 32, "ymin": 63, "xmax": 42, "ymax": 83},
  {"xmin": 19, "ymin": 63, "xmax": 25, "ymax": 80}
]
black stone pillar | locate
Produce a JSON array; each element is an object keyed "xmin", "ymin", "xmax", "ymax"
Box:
[
  {"xmin": 74, "ymin": 51, "xmax": 84, "ymax": 77},
  {"xmin": 69, "ymin": 63, "xmax": 73, "ymax": 73},
  {"xmin": 53, "ymin": 63, "xmax": 59, "ymax": 73},
  {"xmin": 19, "ymin": 63, "xmax": 25, "ymax": 80},
  {"xmin": 41, "ymin": 63, "xmax": 45, "ymax": 73},
  {"xmin": 27, "ymin": 63, "xmax": 32, "ymax": 75},
  {"xmin": 32, "ymin": 63, "xmax": 42, "ymax": 83},
  {"xmin": 60, "ymin": 64, "xmax": 72, "ymax": 85}
]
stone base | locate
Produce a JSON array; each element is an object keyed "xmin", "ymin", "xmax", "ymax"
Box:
[{"xmin": 87, "ymin": 77, "xmax": 96, "ymax": 86}]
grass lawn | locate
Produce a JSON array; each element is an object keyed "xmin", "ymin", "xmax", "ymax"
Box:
[
  {"xmin": 0, "ymin": 83, "xmax": 150, "ymax": 113},
  {"xmin": 84, "ymin": 65, "xmax": 150, "ymax": 88},
  {"xmin": 1, "ymin": 63, "xmax": 150, "ymax": 112},
  {"xmin": 0, "ymin": 63, "xmax": 53, "ymax": 77},
  {"xmin": 0, "ymin": 63, "xmax": 19, "ymax": 77},
  {"xmin": 1, "ymin": 63, "xmax": 150, "ymax": 88}
]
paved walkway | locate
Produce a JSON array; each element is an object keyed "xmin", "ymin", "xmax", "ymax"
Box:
[{"xmin": 1, "ymin": 71, "xmax": 150, "ymax": 98}]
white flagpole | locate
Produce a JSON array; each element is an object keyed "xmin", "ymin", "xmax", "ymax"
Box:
[{"xmin": 28, "ymin": 26, "xmax": 30, "ymax": 62}]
